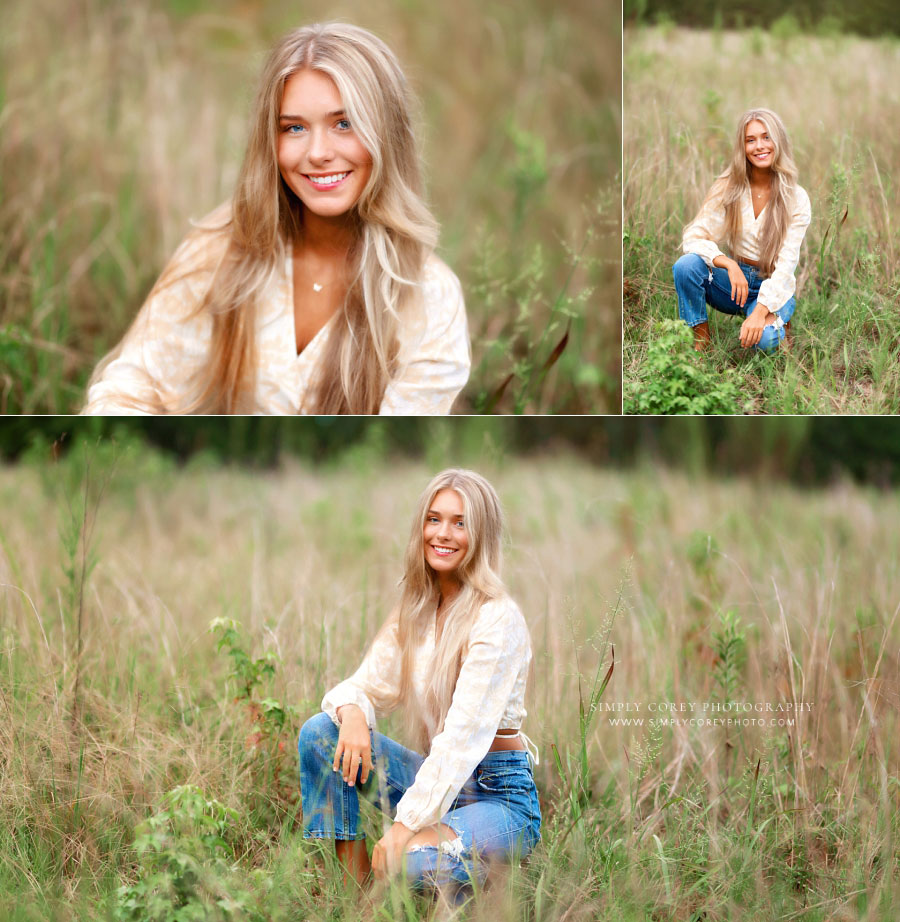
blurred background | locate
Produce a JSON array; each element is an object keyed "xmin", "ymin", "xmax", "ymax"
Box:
[
  {"xmin": 3, "ymin": 416, "xmax": 900, "ymax": 486},
  {"xmin": 625, "ymin": 0, "xmax": 899, "ymax": 36},
  {"xmin": 0, "ymin": 0, "xmax": 619, "ymax": 415},
  {"xmin": 623, "ymin": 1, "xmax": 900, "ymax": 414}
]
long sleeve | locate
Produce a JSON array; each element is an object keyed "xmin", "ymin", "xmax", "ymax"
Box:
[
  {"xmin": 82, "ymin": 225, "xmax": 225, "ymax": 414},
  {"xmin": 757, "ymin": 186, "xmax": 811, "ymax": 311},
  {"xmin": 394, "ymin": 598, "xmax": 531, "ymax": 832},
  {"xmin": 321, "ymin": 620, "xmax": 402, "ymax": 729},
  {"xmin": 682, "ymin": 181, "xmax": 728, "ymax": 268},
  {"xmin": 378, "ymin": 257, "xmax": 470, "ymax": 415}
]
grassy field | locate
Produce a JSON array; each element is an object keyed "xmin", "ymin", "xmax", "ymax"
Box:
[
  {"xmin": 1, "ymin": 437, "xmax": 898, "ymax": 919},
  {"xmin": 624, "ymin": 26, "xmax": 900, "ymax": 414},
  {"xmin": 0, "ymin": 0, "xmax": 619, "ymax": 415}
]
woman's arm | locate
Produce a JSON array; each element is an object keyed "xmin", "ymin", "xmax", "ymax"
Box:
[
  {"xmin": 713, "ymin": 255, "xmax": 749, "ymax": 308},
  {"xmin": 377, "ymin": 258, "xmax": 470, "ymax": 415},
  {"xmin": 332, "ymin": 703, "xmax": 374, "ymax": 785},
  {"xmin": 739, "ymin": 187, "xmax": 811, "ymax": 348},
  {"xmin": 756, "ymin": 186, "xmax": 812, "ymax": 312},
  {"xmin": 392, "ymin": 597, "xmax": 531, "ymax": 832}
]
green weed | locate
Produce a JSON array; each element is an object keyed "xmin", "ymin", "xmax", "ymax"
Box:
[
  {"xmin": 624, "ymin": 319, "xmax": 747, "ymax": 414},
  {"xmin": 209, "ymin": 618, "xmax": 300, "ymax": 830},
  {"xmin": 114, "ymin": 786, "xmax": 260, "ymax": 922}
]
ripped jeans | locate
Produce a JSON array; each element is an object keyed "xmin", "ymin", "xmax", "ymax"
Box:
[
  {"xmin": 673, "ymin": 253, "xmax": 796, "ymax": 353},
  {"xmin": 298, "ymin": 712, "xmax": 541, "ymax": 898}
]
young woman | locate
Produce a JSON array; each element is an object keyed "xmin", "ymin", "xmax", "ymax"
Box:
[
  {"xmin": 672, "ymin": 108, "xmax": 811, "ymax": 353},
  {"xmin": 83, "ymin": 23, "xmax": 469, "ymax": 414},
  {"xmin": 297, "ymin": 469, "xmax": 540, "ymax": 903}
]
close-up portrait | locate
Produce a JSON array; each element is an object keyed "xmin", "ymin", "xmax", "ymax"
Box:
[{"xmin": 0, "ymin": 0, "xmax": 618, "ymax": 415}]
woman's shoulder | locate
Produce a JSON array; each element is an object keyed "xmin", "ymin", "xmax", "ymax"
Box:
[
  {"xmin": 143, "ymin": 202, "xmax": 232, "ymax": 317},
  {"xmin": 790, "ymin": 184, "xmax": 812, "ymax": 215},
  {"xmin": 704, "ymin": 175, "xmax": 730, "ymax": 204},
  {"xmin": 420, "ymin": 254, "xmax": 465, "ymax": 308},
  {"xmin": 473, "ymin": 595, "xmax": 527, "ymax": 632},
  {"xmin": 169, "ymin": 200, "xmax": 233, "ymax": 266}
]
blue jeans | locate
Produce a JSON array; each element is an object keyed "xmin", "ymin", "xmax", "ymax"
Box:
[
  {"xmin": 298, "ymin": 712, "xmax": 541, "ymax": 897},
  {"xmin": 672, "ymin": 253, "xmax": 796, "ymax": 353}
]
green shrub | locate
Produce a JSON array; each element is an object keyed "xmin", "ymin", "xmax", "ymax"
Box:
[
  {"xmin": 114, "ymin": 786, "xmax": 261, "ymax": 922},
  {"xmin": 770, "ymin": 13, "xmax": 801, "ymax": 43},
  {"xmin": 624, "ymin": 320, "xmax": 746, "ymax": 414},
  {"xmin": 712, "ymin": 609, "xmax": 747, "ymax": 708}
]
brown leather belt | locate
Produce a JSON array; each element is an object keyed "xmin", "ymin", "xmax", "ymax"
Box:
[
  {"xmin": 488, "ymin": 729, "xmax": 525, "ymax": 752},
  {"xmin": 737, "ymin": 255, "xmax": 761, "ymax": 267}
]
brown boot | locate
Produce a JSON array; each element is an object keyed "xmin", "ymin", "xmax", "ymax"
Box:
[
  {"xmin": 783, "ymin": 320, "xmax": 792, "ymax": 350},
  {"xmin": 692, "ymin": 321, "xmax": 711, "ymax": 352}
]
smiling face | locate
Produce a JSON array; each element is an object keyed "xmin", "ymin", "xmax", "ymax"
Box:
[
  {"xmin": 277, "ymin": 68, "xmax": 373, "ymax": 220},
  {"xmin": 423, "ymin": 489, "xmax": 469, "ymax": 579},
  {"xmin": 744, "ymin": 118, "xmax": 775, "ymax": 172}
]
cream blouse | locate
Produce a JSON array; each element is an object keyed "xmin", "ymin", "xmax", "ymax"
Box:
[
  {"xmin": 682, "ymin": 182, "xmax": 812, "ymax": 311},
  {"xmin": 321, "ymin": 595, "xmax": 534, "ymax": 832},
  {"xmin": 82, "ymin": 205, "xmax": 470, "ymax": 415}
]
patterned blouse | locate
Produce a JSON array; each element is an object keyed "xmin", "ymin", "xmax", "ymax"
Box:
[
  {"xmin": 82, "ymin": 205, "xmax": 470, "ymax": 415},
  {"xmin": 321, "ymin": 595, "xmax": 534, "ymax": 832},
  {"xmin": 682, "ymin": 182, "xmax": 812, "ymax": 311}
]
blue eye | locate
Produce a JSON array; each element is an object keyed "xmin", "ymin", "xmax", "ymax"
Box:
[
  {"xmin": 284, "ymin": 124, "xmax": 306, "ymax": 134},
  {"xmin": 336, "ymin": 118, "xmax": 352, "ymax": 130}
]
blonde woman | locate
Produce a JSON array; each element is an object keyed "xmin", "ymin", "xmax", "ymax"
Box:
[
  {"xmin": 83, "ymin": 23, "xmax": 469, "ymax": 414},
  {"xmin": 673, "ymin": 108, "xmax": 811, "ymax": 353},
  {"xmin": 298, "ymin": 469, "xmax": 540, "ymax": 904}
]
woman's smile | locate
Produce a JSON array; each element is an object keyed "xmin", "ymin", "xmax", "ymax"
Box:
[{"xmin": 303, "ymin": 171, "xmax": 352, "ymax": 190}]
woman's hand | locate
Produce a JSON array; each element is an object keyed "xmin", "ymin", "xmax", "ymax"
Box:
[
  {"xmin": 371, "ymin": 822, "xmax": 415, "ymax": 880},
  {"xmin": 725, "ymin": 259, "xmax": 749, "ymax": 307},
  {"xmin": 739, "ymin": 303, "xmax": 773, "ymax": 349},
  {"xmin": 333, "ymin": 704, "xmax": 372, "ymax": 786}
]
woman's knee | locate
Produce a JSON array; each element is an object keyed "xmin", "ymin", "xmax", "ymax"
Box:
[
  {"xmin": 298, "ymin": 711, "xmax": 338, "ymax": 758},
  {"xmin": 403, "ymin": 837, "xmax": 476, "ymax": 891},
  {"xmin": 672, "ymin": 253, "xmax": 706, "ymax": 284},
  {"xmin": 755, "ymin": 324, "xmax": 784, "ymax": 354}
]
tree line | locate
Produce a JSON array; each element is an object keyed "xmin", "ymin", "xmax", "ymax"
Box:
[
  {"xmin": 625, "ymin": 0, "xmax": 899, "ymax": 39},
  {"xmin": 1, "ymin": 418, "xmax": 899, "ymax": 487}
]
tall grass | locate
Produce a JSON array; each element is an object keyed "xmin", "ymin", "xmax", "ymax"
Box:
[
  {"xmin": 0, "ymin": 0, "xmax": 618, "ymax": 415},
  {"xmin": 1, "ymin": 438, "xmax": 898, "ymax": 919},
  {"xmin": 624, "ymin": 25, "xmax": 900, "ymax": 414}
]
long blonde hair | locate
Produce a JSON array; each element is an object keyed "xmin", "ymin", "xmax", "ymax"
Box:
[
  {"xmin": 88, "ymin": 22, "xmax": 438, "ymax": 413},
  {"xmin": 373, "ymin": 469, "xmax": 509, "ymax": 753},
  {"xmin": 714, "ymin": 107, "xmax": 799, "ymax": 278}
]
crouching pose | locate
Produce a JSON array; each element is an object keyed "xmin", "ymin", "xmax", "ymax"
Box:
[
  {"xmin": 673, "ymin": 108, "xmax": 811, "ymax": 353},
  {"xmin": 298, "ymin": 469, "xmax": 540, "ymax": 905}
]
